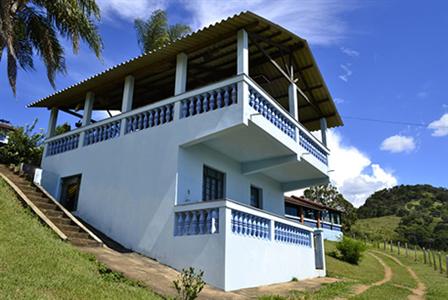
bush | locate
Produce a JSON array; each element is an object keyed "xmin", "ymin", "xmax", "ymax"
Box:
[
  {"xmin": 173, "ymin": 267, "xmax": 205, "ymax": 300},
  {"xmin": 335, "ymin": 237, "xmax": 367, "ymax": 265}
]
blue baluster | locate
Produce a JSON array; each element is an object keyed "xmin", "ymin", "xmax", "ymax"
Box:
[
  {"xmin": 188, "ymin": 98, "xmax": 195, "ymax": 116},
  {"xmin": 190, "ymin": 211, "xmax": 198, "ymax": 235},
  {"xmin": 249, "ymin": 91, "xmax": 255, "ymax": 107},
  {"xmin": 211, "ymin": 209, "xmax": 219, "ymax": 233},
  {"xmin": 206, "ymin": 210, "xmax": 212, "ymax": 233},
  {"xmin": 165, "ymin": 106, "xmax": 171, "ymax": 122},
  {"xmin": 215, "ymin": 89, "xmax": 221, "ymax": 109},
  {"xmin": 181, "ymin": 101, "xmax": 188, "ymax": 118},
  {"xmin": 195, "ymin": 96, "xmax": 202, "ymax": 114},
  {"xmin": 154, "ymin": 109, "xmax": 159, "ymax": 126},
  {"xmin": 184, "ymin": 212, "xmax": 191, "ymax": 235},
  {"xmin": 231, "ymin": 84, "xmax": 237, "ymax": 104},
  {"xmin": 254, "ymin": 95, "xmax": 260, "ymax": 111},
  {"xmin": 223, "ymin": 87, "xmax": 230, "ymax": 106},
  {"xmin": 176, "ymin": 213, "xmax": 183, "ymax": 236},
  {"xmin": 231, "ymin": 211, "xmax": 237, "ymax": 233},
  {"xmin": 209, "ymin": 92, "xmax": 215, "ymax": 111},
  {"xmin": 202, "ymin": 93, "xmax": 209, "ymax": 112},
  {"xmin": 160, "ymin": 107, "xmax": 165, "ymax": 124},
  {"xmin": 198, "ymin": 210, "xmax": 206, "ymax": 234}
]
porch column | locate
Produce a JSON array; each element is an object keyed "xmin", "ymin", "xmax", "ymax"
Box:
[
  {"xmin": 175, "ymin": 52, "xmax": 188, "ymax": 95},
  {"xmin": 288, "ymin": 83, "xmax": 299, "ymax": 120},
  {"xmin": 120, "ymin": 75, "xmax": 135, "ymax": 136},
  {"xmin": 79, "ymin": 92, "xmax": 95, "ymax": 147},
  {"xmin": 320, "ymin": 117, "xmax": 328, "ymax": 147},
  {"xmin": 317, "ymin": 211, "xmax": 321, "ymax": 228},
  {"xmin": 82, "ymin": 92, "xmax": 95, "ymax": 126},
  {"xmin": 46, "ymin": 108, "xmax": 58, "ymax": 138},
  {"xmin": 237, "ymin": 29, "xmax": 249, "ymax": 75},
  {"xmin": 300, "ymin": 207, "xmax": 304, "ymax": 224}
]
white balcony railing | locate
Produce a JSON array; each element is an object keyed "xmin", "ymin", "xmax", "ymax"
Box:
[
  {"xmin": 174, "ymin": 199, "xmax": 314, "ymax": 248},
  {"xmin": 44, "ymin": 75, "xmax": 329, "ymax": 165}
]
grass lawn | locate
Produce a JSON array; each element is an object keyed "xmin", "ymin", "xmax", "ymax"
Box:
[
  {"xmin": 351, "ymin": 216, "xmax": 401, "ymax": 241},
  {"xmin": 0, "ymin": 178, "xmax": 162, "ymax": 299}
]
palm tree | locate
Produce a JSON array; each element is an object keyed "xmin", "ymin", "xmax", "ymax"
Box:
[
  {"xmin": 0, "ymin": 0, "xmax": 103, "ymax": 95},
  {"xmin": 134, "ymin": 10, "xmax": 191, "ymax": 53}
]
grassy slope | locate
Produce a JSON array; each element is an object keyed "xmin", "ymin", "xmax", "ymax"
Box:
[
  {"xmin": 0, "ymin": 179, "xmax": 161, "ymax": 299},
  {"xmin": 261, "ymin": 241, "xmax": 448, "ymax": 300},
  {"xmin": 351, "ymin": 216, "xmax": 401, "ymax": 241}
]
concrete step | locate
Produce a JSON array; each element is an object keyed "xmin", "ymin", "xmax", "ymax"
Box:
[
  {"xmin": 50, "ymin": 217, "xmax": 74, "ymax": 226},
  {"xmin": 33, "ymin": 201, "xmax": 58, "ymax": 211},
  {"xmin": 69, "ymin": 237, "xmax": 101, "ymax": 247},
  {"xmin": 43, "ymin": 209, "xmax": 64, "ymax": 219}
]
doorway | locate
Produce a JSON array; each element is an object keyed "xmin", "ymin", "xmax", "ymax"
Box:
[{"xmin": 60, "ymin": 175, "xmax": 82, "ymax": 212}]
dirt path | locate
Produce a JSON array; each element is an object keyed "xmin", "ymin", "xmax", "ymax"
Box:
[
  {"xmin": 350, "ymin": 252, "xmax": 393, "ymax": 297},
  {"xmin": 373, "ymin": 251, "xmax": 426, "ymax": 300}
]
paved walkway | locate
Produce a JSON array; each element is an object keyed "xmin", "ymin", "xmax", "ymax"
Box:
[{"xmin": 80, "ymin": 246, "xmax": 338, "ymax": 299}]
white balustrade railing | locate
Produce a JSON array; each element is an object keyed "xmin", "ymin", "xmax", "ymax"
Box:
[
  {"xmin": 44, "ymin": 75, "xmax": 328, "ymax": 167},
  {"xmin": 231, "ymin": 209, "xmax": 270, "ymax": 239},
  {"xmin": 174, "ymin": 199, "xmax": 315, "ymax": 249},
  {"xmin": 174, "ymin": 208, "xmax": 219, "ymax": 236},
  {"xmin": 274, "ymin": 221, "xmax": 312, "ymax": 247},
  {"xmin": 84, "ymin": 120, "xmax": 121, "ymax": 146},
  {"xmin": 180, "ymin": 83, "xmax": 237, "ymax": 118},
  {"xmin": 126, "ymin": 103, "xmax": 174, "ymax": 134},
  {"xmin": 46, "ymin": 133, "xmax": 80, "ymax": 156}
]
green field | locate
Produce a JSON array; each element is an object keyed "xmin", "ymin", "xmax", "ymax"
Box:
[
  {"xmin": 0, "ymin": 179, "xmax": 161, "ymax": 299},
  {"xmin": 351, "ymin": 215, "xmax": 401, "ymax": 241}
]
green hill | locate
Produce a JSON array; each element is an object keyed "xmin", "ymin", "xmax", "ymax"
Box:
[
  {"xmin": 355, "ymin": 184, "xmax": 448, "ymax": 250},
  {"xmin": 351, "ymin": 216, "xmax": 401, "ymax": 241}
]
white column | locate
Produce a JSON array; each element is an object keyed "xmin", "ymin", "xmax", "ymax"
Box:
[
  {"xmin": 288, "ymin": 83, "xmax": 299, "ymax": 120},
  {"xmin": 175, "ymin": 52, "xmax": 188, "ymax": 95},
  {"xmin": 320, "ymin": 117, "xmax": 328, "ymax": 147},
  {"xmin": 120, "ymin": 75, "xmax": 135, "ymax": 136},
  {"xmin": 82, "ymin": 92, "xmax": 95, "ymax": 126},
  {"xmin": 47, "ymin": 108, "xmax": 58, "ymax": 138},
  {"xmin": 237, "ymin": 29, "xmax": 249, "ymax": 75},
  {"xmin": 121, "ymin": 75, "xmax": 135, "ymax": 113}
]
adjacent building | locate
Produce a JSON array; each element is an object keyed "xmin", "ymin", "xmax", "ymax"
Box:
[{"xmin": 28, "ymin": 12, "xmax": 343, "ymax": 291}]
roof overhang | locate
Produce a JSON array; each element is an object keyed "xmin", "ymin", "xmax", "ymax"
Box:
[{"xmin": 27, "ymin": 11, "xmax": 343, "ymax": 131}]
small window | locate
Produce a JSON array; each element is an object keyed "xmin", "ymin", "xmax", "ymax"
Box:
[
  {"xmin": 203, "ymin": 166, "xmax": 225, "ymax": 201},
  {"xmin": 285, "ymin": 203, "xmax": 298, "ymax": 217},
  {"xmin": 250, "ymin": 186, "xmax": 262, "ymax": 209}
]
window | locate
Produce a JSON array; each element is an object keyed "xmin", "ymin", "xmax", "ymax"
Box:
[
  {"xmin": 203, "ymin": 166, "xmax": 225, "ymax": 201},
  {"xmin": 285, "ymin": 203, "xmax": 298, "ymax": 217},
  {"xmin": 250, "ymin": 186, "xmax": 262, "ymax": 209}
]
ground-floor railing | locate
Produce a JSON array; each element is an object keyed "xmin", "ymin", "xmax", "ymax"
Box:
[{"xmin": 174, "ymin": 199, "xmax": 313, "ymax": 248}]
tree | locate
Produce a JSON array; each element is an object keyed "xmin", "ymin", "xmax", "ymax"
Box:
[
  {"xmin": 0, "ymin": 119, "xmax": 44, "ymax": 166},
  {"xmin": 0, "ymin": 0, "xmax": 103, "ymax": 95},
  {"xmin": 304, "ymin": 184, "xmax": 357, "ymax": 232},
  {"xmin": 54, "ymin": 123, "xmax": 71, "ymax": 136},
  {"xmin": 134, "ymin": 10, "xmax": 191, "ymax": 53}
]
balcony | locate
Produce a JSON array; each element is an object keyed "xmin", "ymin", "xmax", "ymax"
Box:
[
  {"xmin": 172, "ymin": 198, "xmax": 325, "ymax": 291},
  {"xmin": 44, "ymin": 74, "xmax": 329, "ymax": 189}
]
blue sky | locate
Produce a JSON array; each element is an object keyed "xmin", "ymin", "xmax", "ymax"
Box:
[{"xmin": 1, "ymin": 0, "xmax": 447, "ymax": 206}]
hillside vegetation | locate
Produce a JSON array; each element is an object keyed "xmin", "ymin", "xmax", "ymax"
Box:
[
  {"xmin": 0, "ymin": 179, "xmax": 160, "ymax": 299},
  {"xmin": 351, "ymin": 216, "xmax": 401, "ymax": 241},
  {"xmin": 357, "ymin": 185, "xmax": 448, "ymax": 250}
]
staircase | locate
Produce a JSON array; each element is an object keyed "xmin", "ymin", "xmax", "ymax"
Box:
[{"xmin": 0, "ymin": 165, "xmax": 102, "ymax": 247}]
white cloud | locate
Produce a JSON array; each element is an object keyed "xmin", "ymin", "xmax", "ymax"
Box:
[
  {"xmin": 97, "ymin": 0, "xmax": 169, "ymax": 20},
  {"xmin": 327, "ymin": 131, "xmax": 397, "ymax": 207},
  {"xmin": 340, "ymin": 47, "xmax": 360, "ymax": 57},
  {"xmin": 428, "ymin": 113, "xmax": 448, "ymax": 137},
  {"xmin": 338, "ymin": 63, "xmax": 352, "ymax": 82},
  {"xmin": 334, "ymin": 97, "xmax": 345, "ymax": 104},
  {"xmin": 380, "ymin": 135, "xmax": 416, "ymax": 153},
  {"xmin": 417, "ymin": 91, "xmax": 429, "ymax": 99},
  {"xmin": 188, "ymin": 0, "xmax": 360, "ymax": 45}
]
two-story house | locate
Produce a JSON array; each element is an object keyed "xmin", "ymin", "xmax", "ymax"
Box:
[{"xmin": 28, "ymin": 12, "xmax": 343, "ymax": 291}]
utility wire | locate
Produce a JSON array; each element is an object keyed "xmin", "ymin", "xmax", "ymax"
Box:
[{"xmin": 342, "ymin": 116, "xmax": 448, "ymax": 129}]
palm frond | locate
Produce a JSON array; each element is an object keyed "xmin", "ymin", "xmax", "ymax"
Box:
[{"xmin": 168, "ymin": 24, "xmax": 191, "ymax": 42}]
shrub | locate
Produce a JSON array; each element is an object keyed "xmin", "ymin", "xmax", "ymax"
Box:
[
  {"xmin": 173, "ymin": 267, "xmax": 205, "ymax": 300},
  {"xmin": 335, "ymin": 237, "xmax": 367, "ymax": 265}
]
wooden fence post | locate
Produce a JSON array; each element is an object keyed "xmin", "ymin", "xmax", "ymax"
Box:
[
  {"xmin": 390, "ymin": 240, "xmax": 393, "ymax": 252},
  {"xmin": 423, "ymin": 248, "xmax": 427, "ymax": 264},
  {"xmin": 414, "ymin": 245, "xmax": 417, "ymax": 261},
  {"xmin": 446, "ymin": 255, "xmax": 448, "ymax": 277},
  {"xmin": 398, "ymin": 241, "xmax": 401, "ymax": 255},
  {"xmin": 439, "ymin": 252, "xmax": 443, "ymax": 274},
  {"xmin": 433, "ymin": 251, "xmax": 437, "ymax": 271},
  {"xmin": 405, "ymin": 243, "xmax": 408, "ymax": 257}
]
